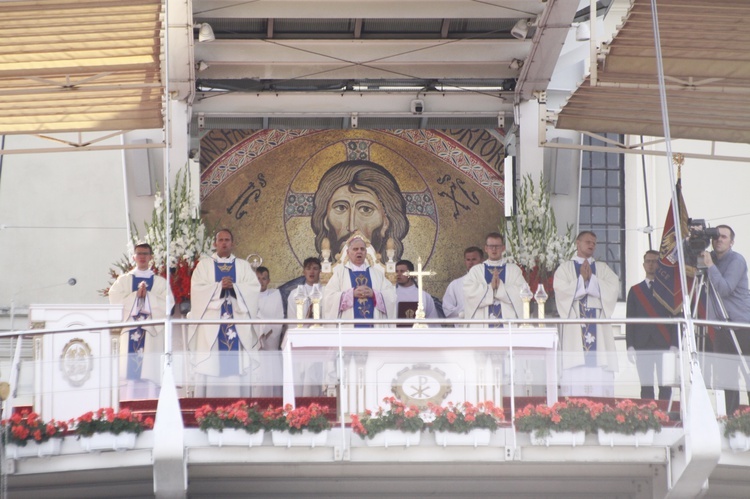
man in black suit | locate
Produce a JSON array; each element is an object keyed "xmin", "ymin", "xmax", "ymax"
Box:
[{"xmin": 626, "ymin": 250, "xmax": 678, "ymax": 400}]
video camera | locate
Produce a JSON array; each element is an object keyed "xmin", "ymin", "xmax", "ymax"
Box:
[{"xmin": 684, "ymin": 218, "xmax": 720, "ymax": 267}]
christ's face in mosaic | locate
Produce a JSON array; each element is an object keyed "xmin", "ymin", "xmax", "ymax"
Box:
[
  {"xmin": 326, "ymin": 184, "xmax": 388, "ymax": 251},
  {"xmin": 312, "ymin": 160, "xmax": 409, "ymax": 261}
]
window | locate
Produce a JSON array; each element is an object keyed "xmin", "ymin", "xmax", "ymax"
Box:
[{"xmin": 579, "ymin": 134, "xmax": 625, "ymax": 299}]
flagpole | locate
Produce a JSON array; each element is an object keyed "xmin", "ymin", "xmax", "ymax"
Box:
[{"xmin": 649, "ymin": 1, "xmax": 694, "ymax": 355}]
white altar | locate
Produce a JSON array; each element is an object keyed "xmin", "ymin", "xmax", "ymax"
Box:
[
  {"xmin": 282, "ymin": 327, "xmax": 558, "ymax": 417},
  {"xmin": 24, "ymin": 304, "xmax": 122, "ymax": 421}
]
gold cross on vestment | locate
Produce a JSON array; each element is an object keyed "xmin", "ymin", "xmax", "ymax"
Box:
[{"xmin": 405, "ymin": 256, "xmax": 436, "ymax": 328}]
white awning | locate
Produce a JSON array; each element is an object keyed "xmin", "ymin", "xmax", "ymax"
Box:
[
  {"xmin": 0, "ymin": 0, "xmax": 164, "ymax": 135},
  {"xmin": 556, "ymin": 0, "xmax": 750, "ymax": 144}
]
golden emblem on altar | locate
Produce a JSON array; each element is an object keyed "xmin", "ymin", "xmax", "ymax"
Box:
[
  {"xmin": 60, "ymin": 338, "xmax": 93, "ymax": 387},
  {"xmin": 391, "ymin": 363, "xmax": 451, "ymax": 409}
]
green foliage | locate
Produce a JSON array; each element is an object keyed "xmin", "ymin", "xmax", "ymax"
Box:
[
  {"xmin": 351, "ymin": 397, "xmax": 425, "ymax": 439},
  {"xmin": 74, "ymin": 407, "xmax": 153, "ymax": 437},
  {"xmin": 594, "ymin": 400, "xmax": 669, "ymax": 435},
  {"xmin": 195, "ymin": 401, "xmax": 267, "ymax": 434},
  {"xmin": 428, "ymin": 401, "xmax": 505, "ymax": 434},
  {"xmin": 262, "ymin": 403, "xmax": 331, "ymax": 434},
  {"xmin": 723, "ymin": 407, "xmax": 750, "ymax": 438},
  {"xmin": 514, "ymin": 398, "xmax": 597, "ymax": 438}
]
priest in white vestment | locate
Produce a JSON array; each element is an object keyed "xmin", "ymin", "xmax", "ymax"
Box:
[
  {"xmin": 322, "ymin": 234, "xmax": 396, "ymax": 327},
  {"xmin": 109, "ymin": 243, "xmax": 173, "ymax": 400},
  {"xmin": 187, "ymin": 229, "xmax": 261, "ymax": 397},
  {"xmin": 395, "ymin": 260, "xmax": 438, "ymax": 327},
  {"xmin": 554, "ymin": 230, "xmax": 620, "ymax": 397},
  {"xmin": 442, "ymin": 246, "xmax": 484, "ymax": 324},
  {"xmin": 463, "ymin": 233, "xmax": 525, "ymax": 327},
  {"xmin": 255, "ymin": 266, "xmax": 285, "ymax": 397}
]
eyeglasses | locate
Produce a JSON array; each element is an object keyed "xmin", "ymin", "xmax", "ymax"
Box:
[
  {"xmin": 486, "ymin": 245, "xmax": 504, "ymax": 250},
  {"xmin": 135, "ymin": 253, "xmax": 152, "ymax": 257}
]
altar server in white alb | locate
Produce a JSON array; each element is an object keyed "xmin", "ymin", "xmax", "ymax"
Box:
[
  {"xmin": 286, "ymin": 257, "xmax": 325, "ymax": 325},
  {"xmin": 255, "ymin": 265, "xmax": 285, "ymax": 397},
  {"xmin": 395, "ymin": 259, "xmax": 438, "ymax": 327},
  {"xmin": 287, "ymin": 257, "xmax": 328, "ymax": 396},
  {"xmin": 188, "ymin": 229, "xmax": 261, "ymax": 397},
  {"xmin": 554, "ymin": 230, "xmax": 620, "ymax": 397},
  {"xmin": 322, "ymin": 234, "xmax": 396, "ymax": 327},
  {"xmin": 109, "ymin": 243, "xmax": 173, "ymax": 399},
  {"xmin": 463, "ymin": 233, "xmax": 525, "ymax": 327}
]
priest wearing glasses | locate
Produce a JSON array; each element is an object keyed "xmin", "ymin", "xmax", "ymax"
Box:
[
  {"xmin": 109, "ymin": 242, "xmax": 173, "ymax": 399},
  {"xmin": 322, "ymin": 233, "xmax": 396, "ymax": 327},
  {"xmin": 188, "ymin": 229, "xmax": 261, "ymax": 397},
  {"xmin": 463, "ymin": 232, "xmax": 525, "ymax": 327}
]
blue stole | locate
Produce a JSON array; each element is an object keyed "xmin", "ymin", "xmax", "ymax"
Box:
[
  {"xmin": 215, "ymin": 260, "xmax": 240, "ymax": 376},
  {"xmin": 126, "ymin": 275, "xmax": 154, "ymax": 380},
  {"xmin": 484, "ymin": 264, "xmax": 506, "ymax": 328},
  {"xmin": 349, "ymin": 268, "xmax": 375, "ymax": 328},
  {"xmin": 574, "ymin": 261, "xmax": 598, "ymax": 365}
]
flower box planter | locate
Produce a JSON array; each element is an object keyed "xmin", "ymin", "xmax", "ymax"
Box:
[
  {"xmin": 434, "ymin": 428, "xmax": 492, "ymax": 447},
  {"xmin": 79, "ymin": 432, "xmax": 137, "ymax": 452},
  {"xmin": 207, "ymin": 428, "xmax": 265, "ymax": 447},
  {"xmin": 271, "ymin": 429, "xmax": 329, "ymax": 448},
  {"xmin": 597, "ymin": 429, "xmax": 655, "ymax": 447},
  {"xmin": 728, "ymin": 432, "xmax": 750, "ymax": 452},
  {"xmin": 6, "ymin": 439, "xmax": 62, "ymax": 459},
  {"xmin": 530, "ymin": 430, "xmax": 585, "ymax": 447},
  {"xmin": 364, "ymin": 429, "xmax": 421, "ymax": 448}
]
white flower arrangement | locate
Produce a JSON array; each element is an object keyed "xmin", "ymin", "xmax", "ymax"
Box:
[
  {"xmin": 503, "ymin": 173, "xmax": 575, "ymax": 290},
  {"xmin": 102, "ymin": 167, "xmax": 213, "ymax": 303},
  {"xmin": 134, "ymin": 167, "xmax": 212, "ymax": 270}
]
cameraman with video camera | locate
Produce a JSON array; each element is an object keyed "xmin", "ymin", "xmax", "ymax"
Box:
[{"xmin": 702, "ymin": 225, "xmax": 750, "ymax": 416}]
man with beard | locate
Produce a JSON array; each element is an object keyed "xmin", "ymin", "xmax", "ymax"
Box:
[{"xmin": 311, "ymin": 159, "xmax": 409, "ymax": 264}]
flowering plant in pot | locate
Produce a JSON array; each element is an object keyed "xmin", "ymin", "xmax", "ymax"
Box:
[
  {"xmin": 195, "ymin": 400, "xmax": 266, "ymax": 434},
  {"xmin": 1, "ymin": 410, "xmax": 68, "ymax": 446},
  {"xmin": 722, "ymin": 407, "xmax": 750, "ymax": 438},
  {"xmin": 351, "ymin": 396, "xmax": 425, "ymax": 439},
  {"xmin": 514, "ymin": 398, "xmax": 596, "ymax": 438},
  {"xmin": 593, "ymin": 400, "xmax": 669, "ymax": 435},
  {"xmin": 264, "ymin": 403, "xmax": 332, "ymax": 434},
  {"xmin": 504, "ymin": 175, "xmax": 575, "ymax": 289},
  {"xmin": 427, "ymin": 401, "xmax": 505, "ymax": 434},
  {"xmin": 74, "ymin": 407, "xmax": 153, "ymax": 437}
]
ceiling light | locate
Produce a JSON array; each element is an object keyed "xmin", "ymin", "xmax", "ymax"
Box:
[
  {"xmin": 575, "ymin": 22, "xmax": 591, "ymax": 42},
  {"xmin": 511, "ymin": 19, "xmax": 530, "ymax": 40},
  {"xmin": 195, "ymin": 23, "xmax": 215, "ymax": 43}
]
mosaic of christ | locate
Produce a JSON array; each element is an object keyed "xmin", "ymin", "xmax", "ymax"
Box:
[{"xmin": 199, "ymin": 129, "xmax": 506, "ymax": 296}]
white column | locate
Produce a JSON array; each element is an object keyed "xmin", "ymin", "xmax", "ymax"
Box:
[{"xmin": 517, "ymin": 99, "xmax": 544, "ymax": 180}]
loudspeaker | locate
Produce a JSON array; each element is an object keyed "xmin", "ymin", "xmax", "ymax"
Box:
[{"xmin": 544, "ymin": 137, "xmax": 579, "ymax": 195}]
